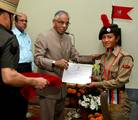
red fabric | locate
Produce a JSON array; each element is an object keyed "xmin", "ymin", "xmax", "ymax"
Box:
[
  {"xmin": 20, "ymin": 72, "xmax": 62, "ymax": 100},
  {"xmin": 21, "ymin": 86, "xmax": 36, "ymax": 101},
  {"xmin": 112, "ymin": 5, "xmax": 133, "ymax": 20}
]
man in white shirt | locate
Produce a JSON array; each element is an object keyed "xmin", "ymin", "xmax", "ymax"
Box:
[
  {"xmin": 12, "ymin": 12, "xmax": 34, "ymax": 119},
  {"xmin": 12, "ymin": 12, "xmax": 34, "ymax": 72}
]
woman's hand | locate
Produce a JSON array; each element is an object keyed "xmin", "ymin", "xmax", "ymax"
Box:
[
  {"xmin": 86, "ymin": 82, "xmax": 97, "ymax": 88},
  {"xmin": 86, "ymin": 82, "xmax": 104, "ymax": 94},
  {"xmin": 90, "ymin": 75, "xmax": 99, "ymax": 82}
]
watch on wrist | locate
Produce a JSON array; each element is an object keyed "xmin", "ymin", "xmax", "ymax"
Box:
[{"xmin": 52, "ymin": 60, "xmax": 56, "ymax": 67}]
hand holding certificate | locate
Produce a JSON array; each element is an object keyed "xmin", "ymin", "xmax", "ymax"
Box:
[{"xmin": 62, "ymin": 63, "xmax": 93, "ymax": 84}]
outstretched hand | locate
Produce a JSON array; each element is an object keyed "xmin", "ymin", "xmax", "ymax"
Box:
[
  {"xmin": 32, "ymin": 77, "xmax": 49, "ymax": 89},
  {"xmin": 90, "ymin": 75, "xmax": 99, "ymax": 82},
  {"xmin": 85, "ymin": 82, "xmax": 97, "ymax": 88}
]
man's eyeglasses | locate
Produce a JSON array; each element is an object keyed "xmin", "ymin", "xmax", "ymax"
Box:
[
  {"xmin": 18, "ymin": 19, "xmax": 28, "ymax": 23},
  {"xmin": 56, "ymin": 20, "xmax": 70, "ymax": 26}
]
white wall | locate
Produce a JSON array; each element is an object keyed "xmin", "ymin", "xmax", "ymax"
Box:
[{"xmin": 17, "ymin": 0, "xmax": 138, "ymax": 88}]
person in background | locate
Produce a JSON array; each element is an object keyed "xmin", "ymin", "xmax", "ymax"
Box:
[
  {"xmin": 0, "ymin": 0, "xmax": 48, "ymax": 120},
  {"xmin": 12, "ymin": 12, "xmax": 34, "ymax": 72},
  {"xmin": 34, "ymin": 10, "xmax": 100, "ymax": 120},
  {"xmin": 87, "ymin": 23, "xmax": 134, "ymax": 120},
  {"xmin": 12, "ymin": 12, "xmax": 35, "ymax": 119}
]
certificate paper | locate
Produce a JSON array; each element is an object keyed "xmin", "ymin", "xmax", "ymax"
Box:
[{"xmin": 62, "ymin": 63, "xmax": 92, "ymax": 84}]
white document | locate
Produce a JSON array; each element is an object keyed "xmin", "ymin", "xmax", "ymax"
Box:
[{"xmin": 62, "ymin": 63, "xmax": 93, "ymax": 84}]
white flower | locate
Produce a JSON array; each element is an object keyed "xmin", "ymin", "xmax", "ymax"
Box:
[
  {"xmin": 79, "ymin": 94, "xmax": 101, "ymax": 111},
  {"xmin": 96, "ymin": 96, "xmax": 101, "ymax": 106},
  {"xmin": 83, "ymin": 95, "xmax": 90, "ymax": 102},
  {"xmin": 90, "ymin": 99, "xmax": 96, "ymax": 110}
]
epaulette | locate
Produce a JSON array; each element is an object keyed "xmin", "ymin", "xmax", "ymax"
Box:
[{"xmin": 120, "ymin": 50, "xmax": 134, "ymax": 62}]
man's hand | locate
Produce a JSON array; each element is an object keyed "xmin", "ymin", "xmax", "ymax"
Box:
[
  {"xmin": 32, "ymin": 78, "xmax": 49, "ymax": 89},
  {"xmin": 54, "ymin": 59, "xmax": 69, "ymax": 70}
]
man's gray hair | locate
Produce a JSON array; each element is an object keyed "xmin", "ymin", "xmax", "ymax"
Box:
[{"xmin": 54, "ymin": 10, "xmax": 69, "ymax": 20}]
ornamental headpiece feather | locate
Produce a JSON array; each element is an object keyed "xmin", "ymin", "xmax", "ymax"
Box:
[{"xmin": 101, "ymin": 14, "xmax": 110, "ymax": 28}]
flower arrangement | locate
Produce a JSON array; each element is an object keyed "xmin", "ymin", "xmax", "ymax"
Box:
[
  {"xmin": 67, "ymin": 84, "xmax": 86, "ymax": 97},
  {"xmin": 66, "ymin": 84, "xmax": 102, "ymax": 119},
  {"xmin": 66, "ymin": 84, "xmax": 87, "ymax": 108},
  {"xmin": 88, "ymin": 112, "xmax": 103, "ymax": 120},
  {"xmin": 78, "ymin": 94, "xmax": 101, "ymax": 111},
  {"xmin": 77, "ymin": 87, "xmax": 103, "ymax": 120},
  {"xmin": 78, "ymin": 87, "xmax": 103, "ymax": 120}
]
